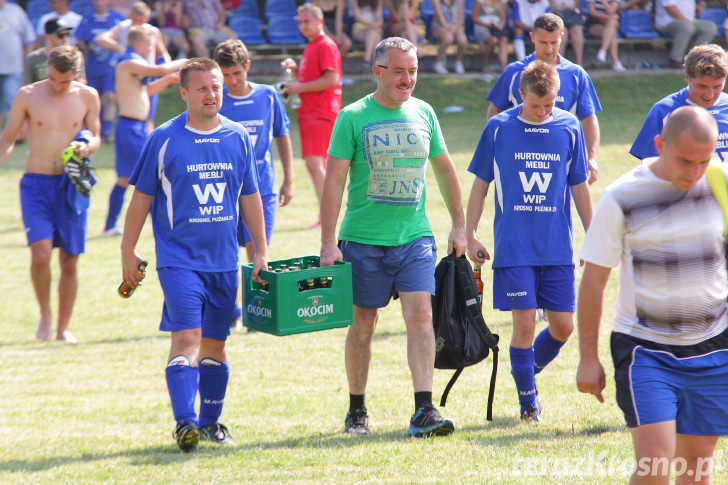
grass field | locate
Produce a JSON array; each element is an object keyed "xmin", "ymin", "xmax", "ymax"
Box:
[{"xmin": 2, "ymin": 73, "xmax": 725, "ymax": 484}]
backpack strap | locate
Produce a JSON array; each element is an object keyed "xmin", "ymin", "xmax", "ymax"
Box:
[
  {"xmin": 438, "ymin": 256, "xmax": 500, "ymax": 421},
  {"xmin": 706, "ymin": 159, "xmax": 728, "ymax": 237}
]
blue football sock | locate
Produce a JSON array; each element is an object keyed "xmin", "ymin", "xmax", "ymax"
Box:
[
  {"xmin": 534, "ymin": 328, "xmax": 566, "ymax": 375},
  {"xmin": 105, "ymin": 183, "xmax": 126, "ymax": 230},
  {"xmin": 198, "ymin": 359, "xmax": 230, "ymax": 428},
  {"xmin": 165, "ymin": 358, "xmax": 199, "ymax": 425},
  {"xmin": 101, "ymin": 119, "xmax": 112, "ymax": 139},
  {"xmin": 233, "ymin": 304, "xmax": 243, "ymax": 320},
  {"xmin": 510, "ymin": 346, "xmax": 536, "ymax": 413}
]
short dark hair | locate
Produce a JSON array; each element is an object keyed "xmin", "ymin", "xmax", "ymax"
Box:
[
  {"xmin": 533, "ymin": 13, "xmax": 564, "ymax": 33},
  {"xmin": 213, "ymin": 39, "xmax": 250, "ymax": 68},
  {"xmin": 180, "ymin": 58, "xmax": 220, "ymax": 88},
  {"xmin": 47, "ymin": 45, "xmax": 80, "ymax": 74},
  {"xmin": 520, "ymin": 60, "xmax": 560, "ymax": 98}
]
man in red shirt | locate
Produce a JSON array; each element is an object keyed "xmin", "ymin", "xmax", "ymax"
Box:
[{"xmin": 281, "ymin": 3, "xmax": 342, "ymax": 229}]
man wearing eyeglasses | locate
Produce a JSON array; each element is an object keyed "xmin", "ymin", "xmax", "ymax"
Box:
[
  {"xmin": 24, "ymin": 18, "xmax": 86, "ymax": 85},
  {"xmin": 320, "ymin": 36, "xmax": 466, "ymax": 438}
]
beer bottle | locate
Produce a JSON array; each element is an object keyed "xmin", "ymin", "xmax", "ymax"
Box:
[
  {"xmin": 118, "ymin": 260, "xmax": 148, "ymax": 298},
  {"xmin": 473, "ymin": 265, "xmax": 484, "ymax": 310},
  {"xmin": 318, "ymin": 276, "xmax": 331, "ymax": 288},
  {"xmin": 306, "ymin": 278, "xmax": 315, "ymax": 290}
]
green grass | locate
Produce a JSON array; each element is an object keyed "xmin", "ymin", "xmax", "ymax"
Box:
[{"xmin": 1, "ymin": 73, "xmax": 723, "ymax": 484}]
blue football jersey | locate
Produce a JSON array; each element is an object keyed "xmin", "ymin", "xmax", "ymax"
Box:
[
  {"xmin": 219, "ymin": 82, "xmax": 290, "ymax": 196},
  {"xmin": 74, "ymin": 9, "xmax": 124, "ymax": 75},
  {"xmin": 129, "ymin": 113, "xmax": 259, "ymax": 272},
  {"xmin": 630, "ymin": 88, "xmax": 728, "ymax": 161},
  {"xmin": 468, "ymin": 106, "xmax": 589, "ymax": 268},
  {"xmin": 486, "ymin": 53, "xmax": 602, "ymax": 120}
]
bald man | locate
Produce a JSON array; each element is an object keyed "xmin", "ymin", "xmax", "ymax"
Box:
[{"xmin": 577, "ymin": 106, "xmax": 728, "ymax": 484}]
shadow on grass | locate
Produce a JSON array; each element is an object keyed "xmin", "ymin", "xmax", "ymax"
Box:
[{"xmin": 0, "ymin": 443, "xmax": 240, "ymax": 473}]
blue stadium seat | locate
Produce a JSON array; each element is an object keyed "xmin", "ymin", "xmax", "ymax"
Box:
[
  {"xmin": 26, "ymin": 0, "xmax": 52, "ymax": 27},
  {"xmin": 420, "ymin": 0, "xmax": 435, "ymax": 42},
  {"xmin": 229, "ymin": 15, "xmax": 266, "ymax": 44},
  {"xmin": 699, "ymin": 8, "xmax": 727, "ymax": 36},
  {"xmin": 264, "ymin": 0, "xmax": 297, "ymax": 21},
  {"xmin": 266, "ymin": 15, "xmax": 305, "ymax": 44},
  {"xmin": 619, "ymin": 10, "xmax": 659, "ymax": 38},
  {"xmin": 230, "ymin": 0, "xmax": 260, "ymax": 19},
  {"xmin": 69, "ymin": 0, "xmax": 94, "ymax": 14}
]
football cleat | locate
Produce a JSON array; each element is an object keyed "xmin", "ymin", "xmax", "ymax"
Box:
[
  {"xmin": 199, "ymin": 422, "xmax": 235, "ymax": 445},
  {"xmin": 174, "ymin": 420, "xmax": 199, "ymax": 452},
  {"xmin": 61, "ymin": 145, "xmax": 93, "ymax": 197}
]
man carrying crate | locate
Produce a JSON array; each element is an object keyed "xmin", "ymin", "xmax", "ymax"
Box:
[{"xmin": 319, "ymin": 37, "xmax": 466, "ymax": 438}]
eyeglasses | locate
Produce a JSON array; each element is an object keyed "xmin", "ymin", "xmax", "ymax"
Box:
[{"xmin": 56, "ymin": 32, "xmax": 70, "ymax": 38}]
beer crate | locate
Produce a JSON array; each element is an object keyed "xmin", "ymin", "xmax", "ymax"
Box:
[{"xmin": 242, "ymin": 255, "xmax": 353, "ymax": 336}]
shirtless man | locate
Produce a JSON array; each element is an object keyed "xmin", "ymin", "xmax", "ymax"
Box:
[
  {"xmin": 0, "ymin": 45, "xmax": 101, "ymax": 342},
  {"xmin": 102, "ymin": 25, "xmax": 185, "ymax": 236}
]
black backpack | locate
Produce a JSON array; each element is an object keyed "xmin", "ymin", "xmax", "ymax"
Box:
[{"xmin": 432, "ymin": 253, "xmax": 499, "ymax": 420}]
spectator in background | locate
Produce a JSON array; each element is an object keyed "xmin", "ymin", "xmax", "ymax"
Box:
[
  {"xmin": 550, "ymin": 0, "xmax": 584, "ymax": 65},
  {"xmin": 281, "ymin": 3, "xmax": 341, "ymax": 228},
  {"xmin": 351, "ymin": 0, "xmax": 384, "ymax": 70},
  {"xmin": 471, "ymin": 0, "xmax": 509, "ymax": 72},
  {"xmin": 155, "ymin": 0, "xmax": 190, "ymax": 59},
  {"xmin": 313, "ymin": 0, "xmax": 353, "ymax": 58},
  {"xmin": 36, "ymin": 0, "xmax": 83, "ymax": 47},
  {"xmin": 655, "ymin": 0, "xmax": 716, "ymax": 68},
  {"xmin": 511, "ymin": 0, "xmax": 550, "ymax": 60},
  {"xmin": 95, "ymin": 2, "xmax": 169, "ymax": 62},
  {"xmin": 74, "ymin": 0, "xmax": 125, "ymax": 142},
  {"xmin": 182, "ymin": 0, "xmax": 235, "ymax": 58},
  {"xmin": 25, "ymin": 18, "xmax": 86, "ymax": 84},
  {"xmin": 431, "ymin": 0, "xmax": 468, "ymax": 73},
  {"xmin": 385, "ymin": 0, "xmax": 421, "ymax": 55},
  {"xmin": 587, "ymin": 0, "xmax": 625, "ymax": 70},
  {"xmin": 0, "ymin": 0, "xmax": 36, "ymax": 131}
]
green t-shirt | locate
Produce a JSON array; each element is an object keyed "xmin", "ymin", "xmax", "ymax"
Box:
[{"xmin": 328, "ymin": 94, "xmax": 447, "ymax": 246}]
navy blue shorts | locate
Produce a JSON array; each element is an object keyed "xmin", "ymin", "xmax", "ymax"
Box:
[
  {"xmin": 238, "ymin": 192, "xmax": 277, "ymax": 246},
  {"xmin": 612, "ymin": 329, "xmax": 728, "ymax": 435},
  {"xmin": 492, "ymin": 265, "xmax": 575, "ymax": 311},
  {"xmin": 158, "ymin": 267, "xmax": 238, "ymax": 341},
  {"xmin": 114, "ymin": 116, "xmax": 147, "ymax": 178},
  {"xmin": 20, "ymin": 173, "xmax": 87, "ymax": 254},
  {"xmin": 339, "ymin": 236, "xmax": 436, "ymax": 308}
]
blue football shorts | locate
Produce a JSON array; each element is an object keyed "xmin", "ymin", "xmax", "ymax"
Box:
[
  {"xmin": 611, "ymin": 329, "xmax": 728, "ymax": 435},
  {"xmin": 339, "ymin": 236, "xmax": 437, "ymax": 308},
  {"xmin": 20, "ymin": 173, "xmax": 87, "ymax": 254},
  {"xmin": 86, "ymin": 70, "xmax": 114, "ymax": 95},
  {"xmin": 157, "ymin": 267, "xmax": 238, "ymax": 341},
  {"xmin": 238, "ymin": 192, "xmax": 277, "ymax": 246},
  {"xmin": 492, "ymin": 265, "xmax": 575, "ymax": 311},
  {"xmin": 114, "ymin": 116, "xmax": 147, "ymax": 178}
]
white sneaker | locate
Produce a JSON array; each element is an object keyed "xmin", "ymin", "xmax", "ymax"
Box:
[
  {"xmin": 596, "ymin": 49, "xmax": 606, "ymax": 64},
  {"xmin": 101, "ymin": 227, "xmax": 123, "ymax": 237},
  {"xmin": 433, "ymin": 62, "xmax": 448, "ymax": 74},
  {"xmin": 454, "ymin": 61, "xmax": 465, "ymax": 74},
  {"xmin": 612, "ymin": 61, "xmax": 626, "ymax": 71}
]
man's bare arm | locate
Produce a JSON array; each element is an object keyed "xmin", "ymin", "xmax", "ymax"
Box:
[
  {"xmin": 430, "ymin": 150, "xmax": 467, "ymax": 257},
  {"xmin": 320, "ymin": 155, "xmax": 350, "ymax": 266},
  {"xmin": 95, "ymin": 25, "xmax": 124, "ymax": 54},
  {"xmin": 465, "ymin": 176, "xmax": 491, "ymax": 265},
  {"xmin": 239, "ymin": 192, "xmax": 268, "ymax": 281},
  {"xmin": 286, "ymin": 70, "xmax": 339, "ymax": 95},
  {"xmin": 486, "ymin": 103, "xmax": 502, "ymax": 120},
  {"xmin": 0, "ymin": 88, "xmax": 29, "ymax": 166},
  {"xmin": 274, "ymin": 134, "xmax": 294, "ymax": 206},
  {"xmin": 120, "ymin": 190, "xmax": 153, "ymax": 288},
  {"xmin": 581, "ymin": 114, "xmax": 600, "ymax": 184}
]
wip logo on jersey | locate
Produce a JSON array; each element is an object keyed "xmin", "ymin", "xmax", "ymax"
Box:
[{"xmin": 514, "ymin": 171, "xmax": 557, "ymax": 212}]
